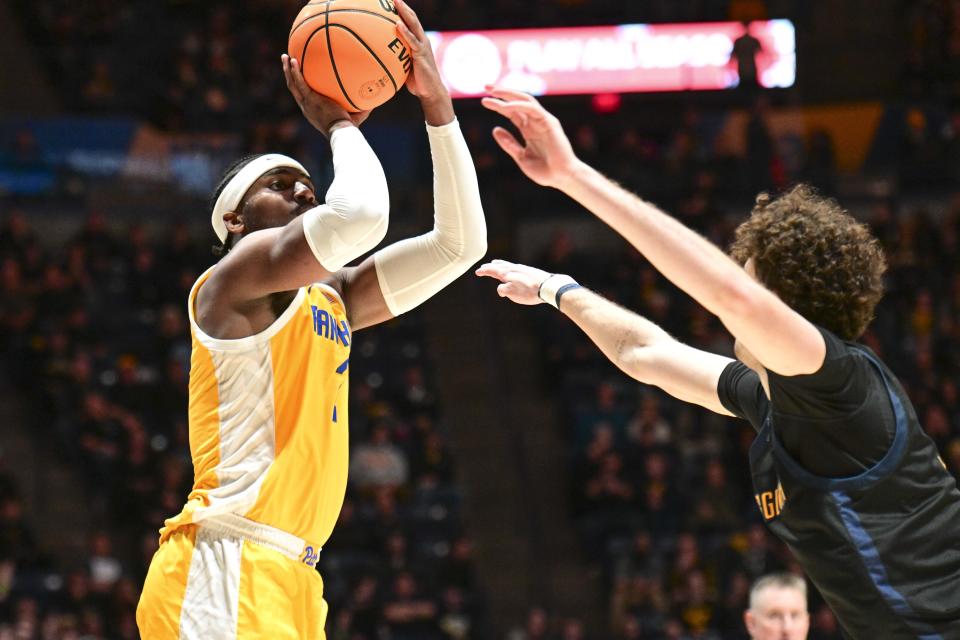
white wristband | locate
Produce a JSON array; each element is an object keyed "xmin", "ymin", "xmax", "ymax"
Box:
[{"xmin": 538, "ymin": 274, "xmax": 580, "ymax": 309}]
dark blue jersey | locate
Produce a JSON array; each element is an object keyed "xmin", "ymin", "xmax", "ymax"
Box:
[{"xmin": 718, "ymin": 327, "xmax": 960, "ymax": 639}]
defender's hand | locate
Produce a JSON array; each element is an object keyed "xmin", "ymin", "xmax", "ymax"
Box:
[
  {"xmin": 480, "ymin": 87, "xmax": 579, "ymax": 189},
  {"xmin": 476, "ymin": 259, "xmax": 552, "ymax": 306},
  {"xmin": 282, "ymin": 54, "xmax": 370, "ymax": 135}
]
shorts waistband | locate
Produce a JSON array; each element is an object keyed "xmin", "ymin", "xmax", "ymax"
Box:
[{"xmin": 200, "ymin": 513, "xmax": 321, "ymax": 568}]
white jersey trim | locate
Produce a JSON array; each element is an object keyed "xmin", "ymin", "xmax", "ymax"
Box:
[
  {"xmin": 187, "ymin": 266, "xmax": 307, "ymax": 352},
  {"xmin": 314, "ymin": 280, "xmax": 346, "ymax": 308},
  {"xmin": 179, "ymin": 527, "xmax": 243, "ymax": 639},
  {"xmin": 183, "ymin": 341, "xmax": 278, "ymax": 530}
]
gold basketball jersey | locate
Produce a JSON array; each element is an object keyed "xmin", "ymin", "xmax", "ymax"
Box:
[{"xmin": 161, "ymin": 268, "xmax": 351, "ymax": 547}]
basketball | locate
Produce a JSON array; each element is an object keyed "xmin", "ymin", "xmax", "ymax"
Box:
[{"xmin": 288, "ymin": 0, "xmax": 412, "ymax": 112}]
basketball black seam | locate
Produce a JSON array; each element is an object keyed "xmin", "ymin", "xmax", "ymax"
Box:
[
  {"xmin": 324, "ymin": 3, "xmax": 362, "ymax": 111},
  {"xmin": 291, "ymin": 8, "xmax": 398, "ymax": 40},
  {"xmin": 329, "ymin": 23, "xmax": 399, "ymax": 95},
  {"xmin": 291, "ymin": 12, "xmax": 324, "ymax": 37},
  {"xmin": 328, "ymin": 8, "xmax": 398, "ymax": 23},
  {"xmin": 299, "ymin": 25, "xmax": 327, "ymax": 66}
]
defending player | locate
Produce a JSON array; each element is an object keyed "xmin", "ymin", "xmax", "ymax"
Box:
[
  {"xmin": 136, "ymin": 2, "xmax": 486, "ymax": 637},
  {"xmin": 477, "ymin": 88, "xmax": 960, "ymax": 639}
]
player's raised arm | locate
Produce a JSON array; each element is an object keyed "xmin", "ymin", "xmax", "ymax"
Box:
[
  {"xmin": 477, "ymin": 260, "xmax": 735, "ymax": 416},
  {"xmin": 198, "ymin": 55, "xmax": 387, "ymax": 329},
  {"xmin": 334, "ymin": 0, "xmax": 487, "ymax": 331},
  {"xmin": 481, "ymin": 89, "xmax": 825, "ymax": 377}
]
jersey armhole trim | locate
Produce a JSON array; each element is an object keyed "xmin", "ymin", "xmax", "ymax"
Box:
[
  {"xmin": 314, "ymin": 281, "xmax": 346, "ymax": 309},
  {"xmin": 187, "ymin": 266, "xmax": 308, "ymax": 352},
  {"xmin": 769, "ymin": 348, "xmax": 909, "ymax": 493},
  {"xmin": 829, "ymin": 490, "xmax": 947, "ymax": 638}
]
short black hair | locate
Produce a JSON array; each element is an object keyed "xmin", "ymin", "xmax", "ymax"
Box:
[{"xmin": 210, "ymin": 154, "xmax": 264, "ymax": 257}]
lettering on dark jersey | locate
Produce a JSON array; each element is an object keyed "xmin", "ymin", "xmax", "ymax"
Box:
[{"xmin": 754, "ymin": 482, "xmax": 786, "ymax": 521}]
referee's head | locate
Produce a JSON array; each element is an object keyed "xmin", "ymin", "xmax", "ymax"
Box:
[{"xmin": 744, "ymin": 573, "xmax": 809, "ymax": 640}]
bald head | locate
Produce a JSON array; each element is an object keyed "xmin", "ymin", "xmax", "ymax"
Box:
[{"xmin": 744, "ymin": 574, "xmax": 809, "ymax": 640}]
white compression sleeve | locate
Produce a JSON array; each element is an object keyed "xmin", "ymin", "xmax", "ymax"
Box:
[
  {"xmin": 302, "ymin": 125, "xmax": 389, "ymax": 272},
  {"xmin": 372, "ymin": 119, "xmax": 487, "ymax": 316}
]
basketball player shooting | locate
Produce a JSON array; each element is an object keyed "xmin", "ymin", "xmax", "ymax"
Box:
[
  {"xmin": 136, "ymin": 2, "xmax": 486, "ymax": 637},
  {"xmin": 477, "ymin": 88, "xmax": 960, "ymax": 639}
]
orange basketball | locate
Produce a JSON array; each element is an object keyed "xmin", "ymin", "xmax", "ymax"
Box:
[{"xmin": 288, "ymin": 0, "xmax": 412, "ymax": 112}]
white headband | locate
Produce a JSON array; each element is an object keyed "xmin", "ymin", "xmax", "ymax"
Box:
[{"xmin": 211, "ymin": 154, "xmax": 310, "ymax": 243}]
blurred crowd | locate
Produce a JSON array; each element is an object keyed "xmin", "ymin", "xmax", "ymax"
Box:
[
  {"xmin": 2, "ymin": 1, "xmax": 960, "ymax": 638},
  {"xmin": 5, "ymin": 0, "xmax": 959, "ymax": 214},
  {"xmin": 10, "ymin": 0, "xmax": 958, "ymax": 133},
  {"xmin": 0, "ymin": 209, "xmax": 486, "ymax": 638},
  {"xmin": 904, "ymin": 0, "xmax": 960, "ymax": 101},
  {"xmin": 11, "ymin": 0, "xmax": 734, "ymax": 130},
  {"xmin": 523, "ymin": 189, "xmax": 960, "ymax": 639}
]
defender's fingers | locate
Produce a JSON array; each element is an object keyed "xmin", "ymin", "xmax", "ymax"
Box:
[
  {"xmin": 476, "ymin": 263, "xmax": 511, "ymax": 280},
  {"xmin": 482, "ymin": 98, "xmax": 546, "ymax": 126},
  {"xmin": 485, "ymin": 85, "xmax": 539, "ymax": 104},
  {"xmin": 496, "ymin": 283, "xmax": 514, "ymax": 298},
  {"xmin": 488, "ymin": 100, "xmax": 549, "ymax": 122},
  {"xmin": 492, "ymin": 127, "xmax": 524, "ymax": 161},
  {"xmin": 476, "ymin": 269, "xmax": 507, "ymax": 282},
  {"xmin": 480, "ymin": 96, "xmax": 511, "ymax": 115},
  {"xmin": 481, "ymin": 98, "xmax": 531, "ymax": 131}
]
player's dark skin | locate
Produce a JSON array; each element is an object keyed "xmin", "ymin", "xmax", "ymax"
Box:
[
  {"xmin": 195, "ymin": 62, "xmax": 374, "ymax": 341},
  {"xmin": 196, "ymin": 0, "xmax": 451, "ymax": 341},
  {"xmin": 223, "ymin": 168, "xmax": 320, "ymax": 320}
]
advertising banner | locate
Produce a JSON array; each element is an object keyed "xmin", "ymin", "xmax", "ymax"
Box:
[{"xmin": 426, "ymin": 20, "xmax": 795, "ymax": 97}]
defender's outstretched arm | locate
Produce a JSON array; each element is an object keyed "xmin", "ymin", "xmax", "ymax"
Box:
[
  {"xmin": 477, "ymin": 260, "xmax": 734, "ymax": 416},
  {"xmin": 482, "ymin": 89, "xmax": 824, "ymax": 377}
]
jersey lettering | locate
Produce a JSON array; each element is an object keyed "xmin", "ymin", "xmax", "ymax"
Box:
[
  {"xmin": 311, "ymin": 305, "xmax": 350, "ymax": 346},
  {"xmin": 754, "ymin": 482, "xmax": 786, "ymax": 520}
]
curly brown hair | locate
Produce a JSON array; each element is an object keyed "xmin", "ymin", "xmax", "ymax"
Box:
[{"xmin": 729, "ymin": 184, "xmax": 886, "ymax": 340}]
